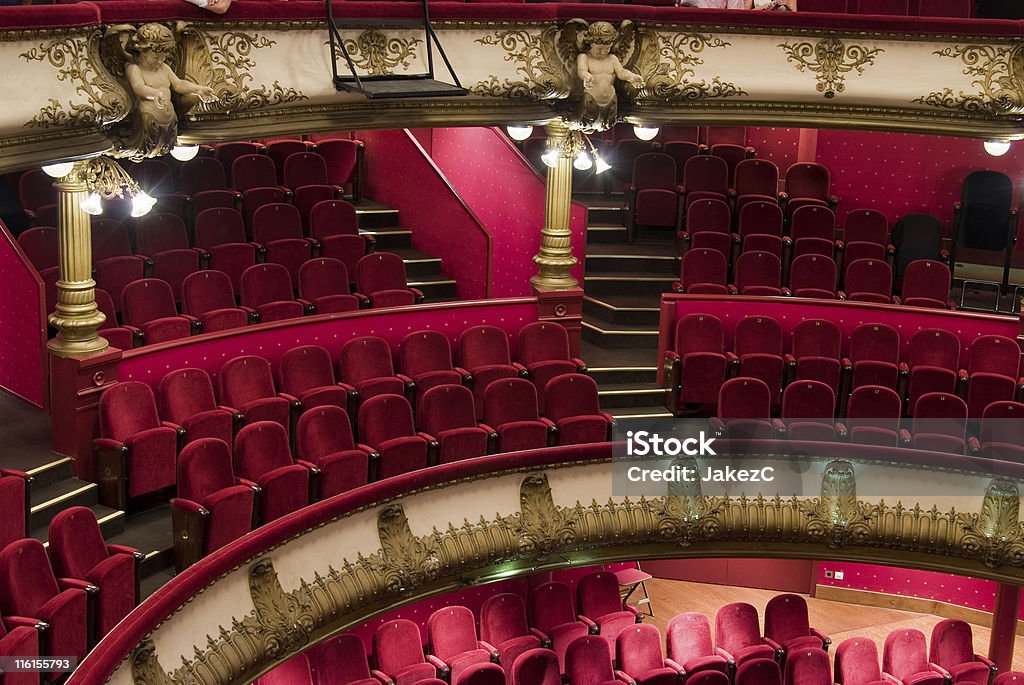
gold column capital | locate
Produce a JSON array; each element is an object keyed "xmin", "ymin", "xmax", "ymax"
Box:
[{"xmin": 531, "ymin": 120, "xmax": 580, "ymax": 290}]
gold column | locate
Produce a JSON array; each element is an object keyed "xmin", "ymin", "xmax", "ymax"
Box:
[
  {"xmin": 531, "ymin": 121, "xmax": 579, "ymax": 290},
  {"xmin": 47, "ymin": 164, "xmax": 108, "ymax": 357}
]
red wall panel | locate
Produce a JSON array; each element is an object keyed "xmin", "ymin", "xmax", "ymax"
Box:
[{"xmin": 0, "ymin": 224, "xmax": 45, "ymax": 408}]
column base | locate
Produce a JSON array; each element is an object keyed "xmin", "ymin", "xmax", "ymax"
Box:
[
  {"xmin": 530, "ymin": 273, "xmax": 580, "ymax": 290},
  {"xmin": 533, "ymin": 285, "xmax": 584, "ymax": 356},
  {"xmin": 47, "ymin": 334, "xmax": 110, "ymax": 358}
]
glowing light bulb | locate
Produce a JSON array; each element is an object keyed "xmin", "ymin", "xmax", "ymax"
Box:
[
  {"xmin": 170, "ymin": 145, "xmax": 200, "ymax": 162},
  {"xmin": 506, "ymin": 125, "xmax": 533, "ymax": 141},
  {"xmin": 80, "ymin": 192, "xmax": 103, "ymax": 216},
  {"xmin": 573, "ymin": 152, "xmax": 593, "ymax": 171},
  {"xmin": 984, "ymin": 140, "xmax": 1011, "ymax": 157},
  {"xmin": 541, "ymin": 149, "xmax": 559, "ymax": 168},
  {"xmin": 633, "ymin": 126, "xmax": 659, "ymax": 141},
  {"xmin": 594, "ymin": 155, "xmax": 611, "ymax": 174},
  {"xmin": 42, "ymin": 162, "xmax": 75, "ymax": 178},
  {"xmin": 131, "ymin": 191, "xmax": 157, "ymax": 217}
]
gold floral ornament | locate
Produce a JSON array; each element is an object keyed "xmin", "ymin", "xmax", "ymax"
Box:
[
  {"xmin": 341, "ymin": 28, "xmax": 422, "ymax": 77},
  {"xmin": 101, "ymin": 23, "xmax": 217, "ymax": 160},
  {"xmin": 780, "ymin": 36, "xmax": 884, "ymax": 99},
  {"xmin": 913, "ymin": 44, "xmax": 1024, "ymax": 115},
  {"xmin": 629, "ymin": 30, "xmax": 745, "ymax": 103}
]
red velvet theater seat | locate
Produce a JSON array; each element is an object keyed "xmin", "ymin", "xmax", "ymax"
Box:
[
  {"xmin": 172, "ymin": 438, "xmax": 256, "ymax": 570},
  {"xmin": 309, "ymin": 200, "xmax": 372, "ymax": 280},
  {"xmin": 841, "ymin": 259, "xmax": 893, "ymax": 304},
  {"xmin": 295, "ymin": 406, "xmax": 370, "ymax": 499},
  {"xmin": 180, "ymin": 156, "xmax": 229, "ymax": 196},
  {"xmin": 316, "ymin": 633, "xmax": 382, "ymax": 685},
  {"xmin": 0, "ymin": 470, "xmax": 29, "ymax": 552},
  {"xmin": 737, "ymin": 659, "xmax": 783, "ymax": 685},
  {"xmin": 426, "ymin": 606, "xmax": 495, "ymax": 685},
  {"xmin": 544, "ymin": 374, "xmax": 613, "ymax": 445},
  {"xmin": 664, "ymin": 313, "xmax": 730, "ymax": 413},
  {"xmin": 193, "ymin": 208, "xmax": 258, "ymax": 292},
  {"xmin": 279, "ymin": 345, "xmax": 355, "ymax": 414},
  {"xmin": 834, "ymin": 637, "xmax": 889, "ymax": 685},
  {"xmin": 917, "ymin": 0, "xmax": 971, "ymax": 16},
  {"xmin": 266, "ymin": 140, "xmax": 312, "ymax": 184},
  {"xmin": 159, "ymin": 368, "xmax": 237, "ymax": 448},
  {"xmin": 843, "ymin": 386, "xmax": 903, "ymax": 447},
  {"xmin": 456, "ymin": 663, "xmax": 505, "ymax": 685},
  {"xmin": 241, "ymin": 263, "xmax": 310, "ymax": 323},
  {"xmin": 0, "ymin": 539, "xmax": 88, "ymax": 679},
  {"xmin": 964, "ymin": 335, "xmax": 1022, "ymax": 419},
  {"xmin": 91, "ymin": 221, "xmax": 147, "ymax": 311},
  {"xmin": 484, "ymin": 378, "xmax": 554, "ymax": 453},
  {"xmin": 17, "ymin": 226, "xmax": 58, "ymax": 272},
  {"xmin": 900, "ymin": 260, "xmax": 953, "ymax": 309},
  {"xmin": 678, "ymin": 198, "xmax": 732, "ymax": 259},
  {"xmin": 510, "ymin": 648, "xmax": 560, "ymax": 685},
  {"xmin": 191, "ymin": 188, "xmax": 241, "ymax": 220},
  {"xmin": 0, "ymin": 612, "xmax": 40, "ymax": 685},
  {"xmin": 219, "ymin": 355, "xmax": 298, "ymax": 434},
  {"xmin": 904, "ymin": 329, "xmax": 961, "ymax": 417},
  {"xmin": 261, "ymin": 654, "xmax": 313, "ymax": 685},
  {"xmin": 283, "ymin": 152, "xmax": 343, "ymax": 196},
  {"xmin": 665, "ymin": 612, "xmax": 730, "ymax": 679},
  {"xmin": 883, "ymin": 628, "xmax": 946, "ymax": 685},
  {"xmin": 674, "ymin": 248, "xmax": 730, "ymax": 295},
  {"xmin": 855, "ymin": 0, "xmax": 909, "ymax": 13},
  {"xmin": 121, "ymin": 279, "xmax": 198, "ymax": 345},
  {"xmin": 418, "ymin": 385, "xmax": 490, "ymax": 463},
  {"xmin": 789, "ymin": 255, "xmax": 837, "ymax": 300},
  {"xmin": 232, "ymin": 153, "xmax": 284, "ymax": 194},
  {"xmin": 911, "ymin": 392, "xmax": 968, "ymax": 454},
  {"xmin": 94, "ymin": 288, "xmax": 141, "ymax": 350},
  {"xmin": 215, "ymin": 142, "xmax": 264, "ymax": 185},
  {"xmin": 715, "ymin": 602, "xmax": 777, "ymax": 667},
  {"xmin": 479, "ymin": 593, "xmax": 543, "ymax": 669},
  {"xmin": 790, "ymin": 206, "xmax": 838, "ymax": 265},
  {"xmin": 317, "ymin": 139, "xmax": 364, "ymax": 201},
  {"xmin": 358, "ymin": 394, "xmax": 431, "ymax": 480},
  {"xmin": 529, "ymin": 582, "xmax": 589, "ymax": 673},
  {"xmin": 689, "ymin": 672, "xmax": 731, "ymax": 685},
  {"xmin": 734, "ymin": 315, "xmax": 785, "ymax": 409},
  {"xmin": 19, "ymin": 168, "xmax": 57, "ymax": 220},
  {"xmin": 738, "ymin": 201, "xmax": 784, "ymax": 261},
  {"xmin": 401, "ymin": 330, "xmax": 470, "ymax": 406},
  {"xmin": 242, "ymin": 187, "xmax": 290, "ymax": 233},
  {"xmin": 710, "ymin": 143, "xmax": 753, "ymax": 186},
  {"xmin": 95, "ymin": 381, "xmax": 180, "ymax": 509},
  {"xmin": 460, "ymin": 324, "xmax": 524, "ymax": 420},
  {"xmin": 517, "ymin": 321, "xmax": 586, "ymax": 413},
  {"xmin": 733, "ymin": 251, "xmax": 783, "ymax": 296},
  {"xmin": 616, "ymin": 624, "xmax": 682, "ymax": 685},
  {"xmin": 47, "ymin": 507, "xmax": 139, "ymax": 640},
  {"xmin": 780, "ymin": 381, "xmax": 837, "ymax": 442},
  {"xmin": 181, "ymin": 270, "xmax": 255, "ymax": 333},
  {"xmin": 682, "ymin": 155, "xmax": 729, "ymax": 211},
  {"xmin": 576, "ymin": 570, "xmax": 640, "ymax": 649},
  {"xmin": 356, "ymin": 253, "xmax": 423, "ymax": 308},
  {"xmin": 711, "ymin": 378, "xmax": 774, "ymax": 441},
  {"xmin": 565, "ymin": 635, "xmax": 629, "ymax": 685},
  {"xmin": 298, "ymin": 258, "xmax": 363, "ymax": 314},
  {"xmin": 784, "ymin": 648, "xmax": 834, "ymax": 685},
  {"xmin": 845, "ymin": 323, "xmax": 901, "ymax": 394},
  {"xmin": 663, "ymin": 141, "xmax": 703, "ymax": 184},
  {"xmin": 783, "ymin": 163, "xmax": 836, "ymax": 217},
  {"xmin": 734, "ymin": 159, "xmax": 779, "ymax": 216},
  {"xmin": 133, "ymin": 213, "xmax": 202, "ymax": 302},
  {"xmin": 764, "ymin": 594, "xmax": 829, "ymax": 656},
  {"xmin": 339, "ymin": 336, "xmax": 411, "ymax": 407},
  {"xmin": 234, "ymin": 421, "xmax": 313, "ymax": 523},
  {"xmin": 626, "ymin": 153, "xmax": 681, "ymax": 241},
  {"xmin": 251, "ymin": 203, "xmax": 315, "ymax": 283},
  {"xmin": 976, "ymin": 401, "xmax": 1024, "ymax": 462},
  {"xmin": 374, "ymin": 619, "xmax": 438, "ymax": 685}
]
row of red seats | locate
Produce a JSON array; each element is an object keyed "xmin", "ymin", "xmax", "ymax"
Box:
[
  {"xmin": 800, "ymin": 0, "xmax": 974, "ymax": 17},
  {"xmin": 664, "ymin": 314, "xmax": 1024, "ymax": 419},
  {"xmin": 0, "ymin": 508, "xmax": 142, "ymax": 685}
]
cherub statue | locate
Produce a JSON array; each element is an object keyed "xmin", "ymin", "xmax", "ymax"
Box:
[
  {"xmin": 102, "ymin": 23, "xmax": 217, "ymax": 159},
  {"xmin": 563, "ymin": 20, "xmax": 644, "ymax": 132}
]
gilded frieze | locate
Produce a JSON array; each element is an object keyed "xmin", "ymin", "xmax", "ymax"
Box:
[
  {"xmin": 913, "ymin": 44, "xmax": 1024, "ymax": 115},
  {"xmin": 340, "ymin": 28, "xmax": 422, "ymax": 76},
  {"xmin": 779, "ymin": 36, "xmax": 884, "ymax": 98}
]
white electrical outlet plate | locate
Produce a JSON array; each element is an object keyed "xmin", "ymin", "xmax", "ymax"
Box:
[{"xmin": 835, "ymin": 570, "xmax": 844, "ymax": 580}]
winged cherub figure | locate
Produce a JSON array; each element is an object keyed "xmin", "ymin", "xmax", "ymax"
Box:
[{"xmin": 573, "ymin": 21, "xmax": 644, "ymax": 132}]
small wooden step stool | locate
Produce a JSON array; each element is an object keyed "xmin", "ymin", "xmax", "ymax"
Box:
[{"xmin": 614, "ymin": 562, "xmax": 654, "ymax": 617}]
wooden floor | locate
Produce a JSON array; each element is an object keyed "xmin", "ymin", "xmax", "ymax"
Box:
[{"xmin": 640, "ymin": 578, "xmax": 1024, "ymax": 671}]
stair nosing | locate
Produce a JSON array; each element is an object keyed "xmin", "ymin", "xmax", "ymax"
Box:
[
  {"xmin": 598, "ymin": 388, "xmax": 667, "ymax": 396},
  {"xmin": 30, "ymin": 482, "xmax": 95, "ymax": 514},
  {"xmin": 582, "ymin": 321, "xmax": 659, "ymax": 335},
  {"xmin": 584, "ymin": 274, "xmax": 676, "ymax": 282},
  {"xmin": 583, "ymin": 296, "xmax": 661, "ymax": 313},
  {"xmin": 589, "ymin": 365, "xmax": 658, "ymax": 373},
  {"xmin": 25, "ymin": 456, "xmax": 73, "ymax": 477}
]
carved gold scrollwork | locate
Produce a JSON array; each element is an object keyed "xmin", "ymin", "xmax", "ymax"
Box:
[
  {"xmin": 374, "ymin": 505, "xmax": 442, "ymax": 593},
  {"xmin": 471, "ymin": 25, "xmax": 572, "ymax": 100},
  {"xmin": 957, "ymin": 479, "xmax": 1024, "ymax": 568},
  {"xmin": 780, "ymin": 36, "xmax": 884, "ymax": 99},
  {"xmin": 517, "ymin": 473, "xmax": 578, "ymax": 558},
  {"xmin": 913, "ymin": 44, "xmax": 1024, "ymax": 115},
  {"xmin": 341, "ymin": 29, "xmax": 422, "ymax": 76},
  {"xmin": 248, "ymin": 558, "xmax": 315, "ymax": 658},
  {"xmin": 630, "ymin": 30, "xmax": 746, "ymax": 103},
  {"xmin": 131, "ymin": 640, "xmax": 175, "ymax": 685}
]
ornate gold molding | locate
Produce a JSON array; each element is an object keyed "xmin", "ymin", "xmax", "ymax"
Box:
[
  {"xmin": 340, "ymin": 28, "xmax": 422, "ymax": 76},
  {"xmin": 780, "ymin": 36, "xmax": 884, "ymax": 99},
  {"xmin": 632, "ymin": 30, "xmax": 745, "ymax": 103},
  {"xmin": 913, "ymin": 44, "xmax": 1024, "ymax": 115}
]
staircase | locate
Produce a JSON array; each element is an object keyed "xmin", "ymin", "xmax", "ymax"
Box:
[
  {"xmin": 355, "ymin": 200, "xmax": 458, "ymax": 302},
  {"xmin": 579, "ymin": 198, "xmax": 674, "ymax": 420}
]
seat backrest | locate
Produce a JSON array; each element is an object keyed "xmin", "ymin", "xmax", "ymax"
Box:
[
  {"xmin": 850, "ymin": 323, "xmax": 899, "ymax": 364},
  {"xmin": 283, "ymin": 151, "xmax": 328, "ymax": 188},
  {"xmin": 17, "ymin": 226, "xmax": 58, "ymax": 271},
  {"xmin": 192, "ymin": 189, "xmax": 240, "ymax": 215},
  {"xmin": 299, "ymin": 258, "xmax": 350, "ymax": 300},
  {"xmin": 420, "ymin": 385, "xmax": 476, "ymax": 435},
  {"xmin": 100, "ymin": 381, "xmax": 161, "ymax": 440},
  {"xmin": 847, "ymin": 385, "xmax": 902, "ymax": 423},
  {"xmin": 215, "ymin": 141, "xmax": 263, "ymax": 177},
  {"xmin": 981, "ymin": 401, "xmax": 1024, "ymax": 445},
  {"xmin": 791, "ymin": 206, "xmax": 835, "ymax": 241},
  {"xmin": 782, "ymin": 381, "xmax": 834, "ymax": 421},
  {"xmin": 374, "ymin": 619, "xmax": 426, "ymax": 674},
  {"xmin": 917, "ymin": 0, "xmax": 971, "ymax": 15},
  {"xmin": 232, "ymin": 154, "xmax": 278, "ymax": 192},
  {"xmin": 261, "ymin": 654, "xmax": 312, "ymax": 685},
  {"xmin": 735, "ymin": 251, "xmax": 782, "ymax": 291},
  {"xmin": 194, "ymin": 208, "xmax": 247, "ymax": 248},
  {"xmin": 764, "ymin": 594, "xmax": 810, "ymax": 644},
  {"xmin": 92, "ymin": 221, "xmax": 133, "ymax": 262},
  {"xmin": 735, "ymin": 159, "xmax": 779, "ymax": 198},
  {"xmin": 675, "ymin": 313, "xmax": 724, "ymax": 357},
  {"xmin": 632, "ymin": 153, "xmax": 676, "ymax": 191},
  {"xmin": 340, "ymin": 336, "xmax": 396, "ymax": 384},
  {"xmin": 135, "ymin": 213, "xmax": 189, "ymax": 255},
  {"xmin": 318, "ymin": 139, "xmax": 362, "ymax": 185},
  {"xmin": 252, "ymin": 203, "xmax": 303, "ymax": 243},
  {"xmin": 785, "ymin": 163, "xmax": 830, "ymax": 200},
  {"xmin": 358, "ymin": 394, "xmax": 415, "ymax": 446},
  {"xmin": 47, "ymin": 506, "xmax": 108, "ymax": 579},
  {"xmin": 234, "ymin": 421, "xmax": 294, "ymax": 480},
  {"xmin": 792, "ymin": 319, "xmax": 841, "ymax": 360},
  {"xmin": 484, "ymin": 378, "xmax": 540, "ymax": 427},
  {"xmin": 969, "ymin": 335, "xmax": 1021, "ymax": 376},
  {"xmin": 545, "ymin": 374, "xmax": 601, "ymax": 423},
  {"xmin": 296, "ymin": 406, "xmax": 356, "ymax": 459},
  {"xmin": 182, "ymin": 270, "xmax": 236, "ymax": 316},
  {"xmin": 617, "ymin": 623, "xmax": 665, "ymax": 675},
  {"xmin": 219, "ymin": 355, "xmax": 278, "ymax": 407},
  {"xmin": 929, "ymin": 619, "xmax": 975, "ymax": 669},
  {"xmin": 785, "ymin": 648, "xmax": 833, "ymax": 685},
  {"xmin": 738, "ymin": 201, "xmax": 784, "ymax": 238},
  {"xmin": 356, "ymin": 253, "xmax": 408, "ymax": 294},
  {"xmin": 122, "ymin": 279, "xmax": 178, "ymax": 326},
  {"xmin": 666, "ymin": 612, "xmax": 715, "ymax": 662},
  {"xmin": 892, "ymin": 213, "xmax": 943, "ymax": 278},
  {"xmin": 241, "ymin": 263, "xmax": 294, "ymax": 307},
  {"xmin": 884, "ymin": 629, "xmax": 931, "ymax": 680},
  {"xmin": 663, "ymin": 141, "xmax": 702, "ymax": 183},
  {"xmin": 577, "ymin": 571, "xmax": 624, "ymax": 619},
  {"xmin": 401, "ymin": 330, "xmax": 455, "ymax": 377},
  {"xmin": 566, "ymin": 635, "xmax": 615, "ymax": 685},
  {"xmin": 159, "ymin": 368, "xmax": 218, "ymax": 424},
  {"xmin": 95, "ymin": 288, "xmax": 119, "ymax": 330},
  {"xmin": 0, "ymin": 538, "xmax": 60, "ymax": 617},
  {"xmin": 683, "ymin": 155, "xmax": 728, "ymax": 193},
  {"xmin": 902, "ymin": 260, "xmax": 950, "ymax": 303},
  {"xmin": 912, "ymin": 392, "xmax": 967, "ymax": 434},
  {"xmin": 719, "ymin": 378, "xmax": 770, "ymax": 420},
  {"xmin": 681, "ymin": 249, "xmax": 728, "ymax": 291},
  {"xmin": 789, "ymin": 255, "xmax": 836, "ymax": 295},
  {"xmin": 857, "ymin": 0, "xmax": 909, "ymax": 12},
  {"xmin": 309, "ymin": 200, "xmax": 359, "ymax": 239},
  {"xmin": 19, "ymin": 168, "xmax": 57, "ymax": 211},
  {"xmin": 460, "ymin": 325, "xmax": 513, "ymax": 369},
  {"xmin": 844, "ymin": 209, "xmax": 888, "ymax": 244},
  {"xmin": 734, "ymin": 316, "xmax": 782, "ymax": 358},
  {"xmin": 458, "ymin": 663, "xmax": 505, "ymax": 685},
  {"xmin": 510, "ymin": 648, "xmax": 560, "ymax": 685},
  {"xmin": 686, "ymin": 198, "xmax": 731, "ymax": 234},
  {"xmin": 529, "ymin": 581, "xmax": 575, "ymax": 631},
  {"xmin": 690, "ymin": 674, "xmax": 730, "ymax": 685},
  {"xmin": 427, "ymin": 605, "xmax": 479, "ymax": 661},
  {"xmin": 716, "ymin": 602, "xmax": 763, "ymax": 654},
  {"xmin": 480, "ymin": 593, "xmax": 529, "ymax": 646},
  {"xmin": 317, "ymin": 634, "xmax": 372, "ymax": 685},
  {"xmin": 835, "ymin": 638, "xmax": 882, "ymax": 685},
  {"xmin": 908, "ymin": 329, "xmax": 960, "ymax": 370},
  {"xmin": 518, "ymin": 322, "xmax": 570, "ymax": 366},
  {"xmin": 737, "ymin": 660, "xmax": 782, "ymax": 685},
  {"xmin": 280, "ymin": 345, "xmax": 338, "ymax": 396},
  {"xmin": 181, "ymin": 157, "xmax": 227, "ymax": 195}
]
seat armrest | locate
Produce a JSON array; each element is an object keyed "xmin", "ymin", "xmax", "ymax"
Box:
[
  {"xmin": 411, "ymin": 287, "xmax": 425, "ymax": 304},
  {"xmin": 810, "ymin": 628, "xmax": 831, "ymax": 648},
  {"xmin": 898, "ymin": 428, "xmax": 912, "ymax": 446},
  {"xmin": 781, "ymin": 287, "xmax": 792, "ymax": 297},
  {"xmin": 478, "ymin": 640, "xmax": 499, "ymax": 660},
  {"xmin": 58, "ymin": 577, "xmax": 98, "ymax": 595},
  {"xmin": 968, "ymin": 436, "xmax": 981, "ymax": 455},
  {"xmin": 425, "ymin": 655, "xmax": 449, "ymax": 679},
  {"xmin": 837, "ymin": 290, "xmax": 848, "ymax": 300},
  {"xmin": 881, "ymin": 674, "xmax": 901, "ymax": 685},
  {"xmin": 929, "ymin": 663, "xmax": 951, "ymax": 679},
  {"xmin": 370, "ymin": 671, "xmax": 394, "ymax": 685},
  {"xmin": 513, "ymin": 362, "xmax": 529, "ymax": 376},
  {"xmin": 898, "ymin": 362, "xmax": 910, "ymax": 377},
  {"xmin": 614, "ymin": 670, "xmax": 635, "ymax": 685},
  {"xmin": 577, "ymin": 614, "xmax": 598, "ymax": 633},
  {"xmin": 892, "ymin": 295, "xmax": 902, "ymax": 305},
  {"xmin": 710, "ymin": 416, "xmax": 726, "ymax": 437},
  {"xmin": 278, "ymin": 392, "xmax": 300, "ymax": 404},
  {"xmin": 529, "ymin": 628, "xmax": 551, "ymax": 648},
  {"xmin": 106, "ymin": 544, "xmax": 139, "ymax": 557},
  {"xmin": 778, "ymin": 191, "xmax": 789, "ymax": 202},
  {"xmin": 295, "ymin": 459, "xmax": 320, "ymax": 473},
  {"xmin": 665, "ymin": 658, "xmax": 685, "ymax": 674},
  {"xmin": 572, "ymin": 358, "xmax": 587, "ymax": 373},
  {"xmin": 974, "ymin": 654, "xmax": 996, "ymax": 670},
  {"xmin": 727, "ymin": 284, "xmax": 739, "ymax": 295},
  {"xmin": 764, "ymin": 636, "xmax": 783, "ymax": 651},
  {"xmin": 3, "ymin": 616, "xmax": 48, "ymax": 633},
  {"xmin": 238, "ymin": 477, "xmax": 260, "ymax": 492},
  {"xmin": 835, "ymin": 421, "xmax": 849, "ymax": 441},
  {"xmin": 0, "ymin": 468, "xmax": 31, "ymax": 480},
  {"xmin": 665, "ymin": 350, "xmax": 680, "ymax": 362},
  {"xmin": 171, "ymin": 497, "xmax": 207, "ymax": 516},
  {"xmin": 772, "ymin": 418, "xmax": 786, "ymax": 437},
  {"xmin": 672, "ymin": 281, "xmax": 684, "ymax": 293},
  {"xmin": 715, "ymin": 647, "xmax": 736, "ymax": 663}
]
